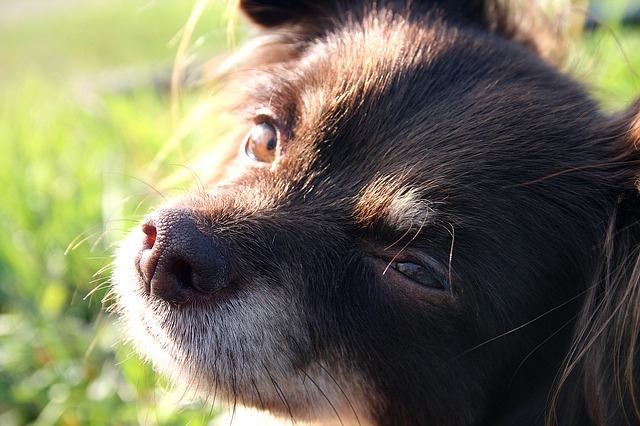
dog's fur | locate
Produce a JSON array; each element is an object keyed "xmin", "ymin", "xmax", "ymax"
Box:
[{"xmin": 112, "ymin": 0, "xmax": 640, "ymax": 424}]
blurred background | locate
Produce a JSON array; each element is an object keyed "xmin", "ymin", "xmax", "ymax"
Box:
[
  {"xmin": 0, "ymin": 0, "xmax": 638, "ymax": 425},
  {"xmin": 0, "ymin": 1, "xmax": 240, "ymax": 424}
]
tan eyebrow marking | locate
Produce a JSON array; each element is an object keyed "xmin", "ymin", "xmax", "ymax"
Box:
[{"xmin": 354, "ymin": 176, "xmax": 435, "ymax": 232}]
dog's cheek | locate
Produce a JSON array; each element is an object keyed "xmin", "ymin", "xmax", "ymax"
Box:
[{"xmin": 332, "ymin": 260, "xmax": 494, "ymax": 424}]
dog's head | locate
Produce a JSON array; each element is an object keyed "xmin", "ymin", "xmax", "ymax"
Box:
[{"xmin": 112, "ymin": 0, "xmax": 640, "ymax": 424}]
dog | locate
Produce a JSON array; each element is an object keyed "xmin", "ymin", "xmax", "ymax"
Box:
[{"xmin": 111, "ymin": 0, "xmax": 640, "ymax": 424}]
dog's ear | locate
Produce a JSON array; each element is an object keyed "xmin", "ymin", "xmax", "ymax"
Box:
[
  {"xmin": 239, "ymin": 0, "xmax": 486, "ymax": 28},
  {"xmin": 238, "ymin": 0, "xmax": 569, "ymax": 63},
  {"xmin": 239, "ymin": 0, "xmax": 317, "ymax": 27},
  {"xmin": 553, "ymin": 100, "xmax": 640, "ymax": 424}
]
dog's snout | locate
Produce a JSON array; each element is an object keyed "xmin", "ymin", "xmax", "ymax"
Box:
[{"xmin": 137, "ymin": 208, "xmax": 229, "ymax": 304}]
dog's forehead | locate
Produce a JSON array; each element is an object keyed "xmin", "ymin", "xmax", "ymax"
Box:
[
  {"xmin": 292, "ymin": 16, "xmax": 454, "ymax": 137},
  {"xmin": 262, "ymin": 21, "xmax": 507, "ymax": 186},
  {"xmin": 276, "ymin": 17, "xmax": 527, "ymax": 174},
  {"xmin": 240, "ymin": 11, "xmax": 602, "ymax": 231}
]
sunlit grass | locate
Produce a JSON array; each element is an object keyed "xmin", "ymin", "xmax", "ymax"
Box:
[
  {"xmin": 0, "ymin": 1, "xmax": 237, "ymax": 424},
  {"xmin": 576, "ymin": 25, "xmax": 640, "ymax": 110}
]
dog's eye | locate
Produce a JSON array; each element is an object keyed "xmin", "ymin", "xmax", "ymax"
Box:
[
  {"xmin": 390, "ymin": 261, "xmax": 448, "ymax": 290},
  {"xmin": 244, "ymin": 122, "xmax": 278, "ymax": 163}
]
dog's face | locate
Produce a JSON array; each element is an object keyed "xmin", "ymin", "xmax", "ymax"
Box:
[{"xmin": 112, "ymin": 1, "xmax": 640, "ymax": 424}]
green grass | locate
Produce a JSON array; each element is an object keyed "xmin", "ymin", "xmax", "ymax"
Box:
[
  {"xmin": 574, "ymin": 21, "xmax": 640, "ymax": 110},
  {"xmin": 0, "ymin": 1, "xmax": 638, "ymax": 425},
  {"xmin": 0, "ymin": 1, "xmax": 239, "ymax": 425}
]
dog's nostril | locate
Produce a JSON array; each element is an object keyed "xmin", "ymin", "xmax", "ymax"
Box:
[
  {"xmin": 171, "ymin": 259, "xmax": 193, "ymax": 288},
  {"xmin": 141, "ymin": 222, "xmax": 157, "ymax": 249}
]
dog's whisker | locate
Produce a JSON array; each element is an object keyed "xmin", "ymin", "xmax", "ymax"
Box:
[
  {"xmin": 85, "ymin": 279, "xmax": 111, "ymax": 301},
  {"xmin": 312, "ymin": 359, "xmax": 362, "ymax": 426},
  {"xmin": 251, "ymin": 378, "xmax": 267, "ymax": 412},
  {"xmin": 383, "ymin": 212, "xmax": 428, "ymax": 275},
  {"xmin": 119, "ymin": 173, "xmax": 168, "ymax": 202},
  {"xmin": 93, "ymin": 262, "xmax": 115, "ymax": 278},
  {"xmin": 66, "ymin": 225, "xmax": 107, "ymax": 254},
  {"xmin": 508, "ymin": 314, "xmax": 578, "ymax": 388},
  {"xmin": 305, "ymin": 369, "xmax": 345, "ymax": 426},
  {"xmin": 447, "ymin": 223, "xmax": 455, "ymax": 297},
  {"xmin": 382, "ymin": 227, "xmax": 414, "ymax": 277},
  {"xmin": 505, "ymin": 159, "xmax": 640, "ymax": 188},
  {"xmin": 453, "ymin": 290, "xmax": 590, "ymax": 361},
  {"xmin": 167, "ymin": 163, "xmax": 206, "ymax": 193},
  {"xmin": 264, "ymin": 364, "xmax": 295, "ymax": 422},
  {"xmin": 383, "ymin": 224, "xmax": 414, "ymax": 253},
  {"xmin": 68, "ymin": 218, "xmax": 145, "ymax": 255}
]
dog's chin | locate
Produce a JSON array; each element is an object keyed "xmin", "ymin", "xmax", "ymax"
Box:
[{"xmin": 112, "ymin": 227, "xmax": 371, "ymax": 425}]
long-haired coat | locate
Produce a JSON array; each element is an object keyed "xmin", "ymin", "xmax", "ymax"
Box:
[{"xmin": 112, "ymin": 0, "xmax": 640, "ymax": 424}]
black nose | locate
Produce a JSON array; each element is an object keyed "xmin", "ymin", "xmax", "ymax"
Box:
[{"xmin": 137, "ymin": 207, "xmax": 229, "ymax": 304}]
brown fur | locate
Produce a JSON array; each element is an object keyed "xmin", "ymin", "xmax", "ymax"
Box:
[{"xmin": 112, "ymin": 1, "xmax": 640, "ymax": 424}]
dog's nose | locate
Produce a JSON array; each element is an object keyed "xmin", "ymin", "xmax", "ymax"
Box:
[{"xmin": 137, "ymin": 207, "xmax": 229, "ymax": 304}]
